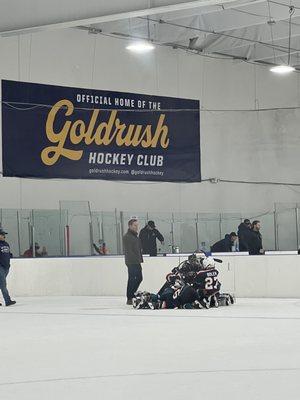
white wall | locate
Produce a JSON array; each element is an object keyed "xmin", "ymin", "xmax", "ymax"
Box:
[
  {"xmin": 7, "ymin": 254, "xmax": 300, "ymax": 298},
  {"xmin": 0, "ymin": 29, "xmax": 300, "ymax": 214}
]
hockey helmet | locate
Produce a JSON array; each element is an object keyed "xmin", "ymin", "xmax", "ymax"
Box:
[{"xmin": 202, "ymin": 256, "xmax": 215, "ymax": 269}]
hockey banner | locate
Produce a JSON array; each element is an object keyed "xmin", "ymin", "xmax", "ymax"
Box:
[{"xmin": 1, "ymin": 80, "xmax": 201, "ymax": 182}]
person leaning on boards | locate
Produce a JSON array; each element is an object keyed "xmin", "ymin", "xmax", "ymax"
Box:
[
  {"xmin": 211, "ymin": 232, "xmax": 238, "ymax": 253},
  {"xmin": 123, "ymin": 219, "xmax": 143, "ymax": 305}
]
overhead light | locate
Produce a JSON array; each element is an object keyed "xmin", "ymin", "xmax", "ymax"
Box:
[
  {"xmin": 270, "ymin": 65, "xmax": 295, "ymax": 74},
  {"xmin": 126, "ymin": 41, "xmax": 155, "ymax": 53},
  {"xmin": 270, "ymin": 7, "xmax": 295, "ymax": 75}
]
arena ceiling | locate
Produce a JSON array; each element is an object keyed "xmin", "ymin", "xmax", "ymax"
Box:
[{"xmin": 1, "ymin": 0, "xmax": 300, "ymax": 67}]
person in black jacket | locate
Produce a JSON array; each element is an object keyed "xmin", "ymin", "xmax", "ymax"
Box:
[
  {"xmin": 237, "ymin": 219, "xmax": 252, "ymax": 252},
  {"xmin": 139, "ymin": 221, "xmax": 164, "ymax": 256},
  {"xmin": 211, "ymin": 232, "xmax": 238, "ymax": 253},
  {"xmin": 123, "ymin": 219, "xmax": 144, "ymax": 305},
  {"xmin": 248, "ymin": 220, "xmax": 264, "ymax": 255},
  {"xmin": 0, "ymin": 229, "xmax": 16, "ymax": 306}
]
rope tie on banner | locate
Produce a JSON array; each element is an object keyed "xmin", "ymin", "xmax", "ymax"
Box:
[
  {"xmin": 3, "ymin": 101, "xmax": 300, "ymax": 113},
  {"xmin": 1, "ymin": 101, "xmax": 199, "ymax": 112}
]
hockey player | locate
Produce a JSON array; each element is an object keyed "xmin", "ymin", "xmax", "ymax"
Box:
[
  {"xmin": 193, "ymin": 256, "xmax": 221, "ymax": 307},
  {"xmin": 158, "ymin": 254, "xmax": 212, "ymax": 309},
  {"xmin": 132, "ymin": 253, "xmax": 235, "ymax": 309}
]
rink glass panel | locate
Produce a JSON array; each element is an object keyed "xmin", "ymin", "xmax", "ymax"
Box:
[
  {"xmin": 1, "ymin": 203, "xmax": 300, "ymax": 257},
  {"xmin": 275, "ymin": 203, "xmax": 298, "ymax": 251},
  {"xmin": 0, "ymin": 209, "xmax": 20, "ymax": 256},
  {"xmin": 32, "ymin": 210, "xmax": 63, "ymax": 256},
  {"xmin": 59, "ymin": 201, "xmax": 93, "ymax": 256}
]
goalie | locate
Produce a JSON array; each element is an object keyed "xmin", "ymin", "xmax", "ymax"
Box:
[{"xmin": 133, "ymin": 253, "xmax": 235, "ymax": 309}]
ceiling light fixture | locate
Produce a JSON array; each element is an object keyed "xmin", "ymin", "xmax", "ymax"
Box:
[
  {"xmin": 270, "ymin": 65, "xmax": 295, "ymax": 74},
  {"xmin": 126, "ymin": 41, "xmax": 155, "ymax": 53},
  {"xmin": 126, "ymin": 15, "xmax": 155, "ymax": 53},
  {"xmin": 270, "ymin": 6, "xmax": 295, "ymax": 74}
]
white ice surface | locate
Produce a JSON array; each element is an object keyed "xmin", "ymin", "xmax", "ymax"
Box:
[{"xmin": 0, "ymin": 297, "xmax": 300, "ymax": 400}]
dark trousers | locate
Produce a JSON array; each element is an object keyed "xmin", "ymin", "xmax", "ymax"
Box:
[
  {"xmin": 126, "ymin": 264, "xmax": 143, "ymax": 300},
  {"xmin": 0, "ymin": 266, "xmax": 11, "ymax": 305}
]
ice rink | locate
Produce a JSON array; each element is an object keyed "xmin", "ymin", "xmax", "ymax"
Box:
[{"xmin": 0, "ymin": 297, "xmax": 300, "ymax": 400}]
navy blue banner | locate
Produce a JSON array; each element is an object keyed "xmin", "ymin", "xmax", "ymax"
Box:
[{"xmin": 1, "ymin": 80, "xmax": 200, "ymax": 182}]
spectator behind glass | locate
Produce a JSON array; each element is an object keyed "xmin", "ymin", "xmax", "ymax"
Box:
[
  {"xmin": 23, "ymin": 243, "xmax": 48, "ymax": 258},
  {"xmin": 211, "ymin": 232, "xmax": 238, "ymax": 253},
  {"xmin": 237, "ymin": 219, "xmax": 252, "ymax": 252},
  {"xmin": 93, "ymin": 240, "xmax": 108, "ymax": 255},
  {"xmin": 248, "ymin": 220, "xmax": 265, "ymax": 255}
]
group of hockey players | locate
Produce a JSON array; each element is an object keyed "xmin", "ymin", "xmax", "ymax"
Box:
[{"xmin": 133, "ymin": 252, "xmax": 235, "ymax": 310}]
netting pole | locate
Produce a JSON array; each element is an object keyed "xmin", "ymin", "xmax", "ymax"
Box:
[
  {"xmin": 273, "ymin": 211, "xmax": 278, "ymax": 251},
  {"xmin": 64, "ymin": 225, "xmax": 70, "ymax": 256},
  {"xmin": 296, "ymin": 207, "xmax": 299, "ymax": 250}
]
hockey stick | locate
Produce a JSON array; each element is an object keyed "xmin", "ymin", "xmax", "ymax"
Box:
[{"xmin": 213, "ymin": 258, "xmax": 223, "ymax": 263}]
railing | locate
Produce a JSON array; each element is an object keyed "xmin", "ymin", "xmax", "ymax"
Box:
[{"xmin": 0, "ymin": 202, "xmax": 299, "ymax": 257}]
